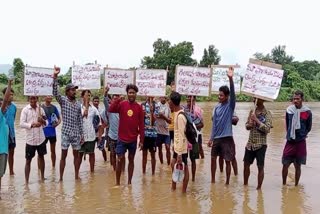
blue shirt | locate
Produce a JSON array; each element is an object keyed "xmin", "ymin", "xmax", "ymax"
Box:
[
  {"xmin": 42, "ymin": 104, "xmax": 60, "ymax": 137},
  {"xmin": 4, "ymin": 103, "xmax": 16, "ymax": 139},
  {"xmin": 103, "ymin": 96, "xmax": 119, "ymax": 141},
  {"xmin": 0, "ymin": 111, "xmax": 9, "ymax": 154},
  {"xmin": 210, "ymin": 78, "xmax": 236, "ymax": 140},
  {"xmin": 142, "ymin": 101, "xmax": 158, "ymax": 138}
]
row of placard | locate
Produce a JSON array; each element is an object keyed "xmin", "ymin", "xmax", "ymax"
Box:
[{"xmin": 24, "ymin": 60, "xmax": 284, "ymax": 101}]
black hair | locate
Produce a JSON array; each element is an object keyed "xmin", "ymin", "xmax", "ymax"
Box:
[
  {"xmin": 81, "ymin": 90, "xmax": 91, "ymax": 97},
  {"xmin": 0, "ymin": 98, "xmax": 3, "ymax": 102},
  {"xmin": 112, "ymin": 94, "xmax": 119, "ymax": 98},
  {"xmin": 126, "ymin": 84, "xmax": 138, "ymax": 93},
  {"xmin": 219, "ymin": 85, "xmax": 230, "ymax": 96},
  {"xmin": 170, "ymin": 91, "xmax": 181, "ymax": 106},
  {"xmin": 92, "ymin": 96, "xmax": 99, "ymax": 101},
  {"xmin": 294, "ymin": 90, "xmax": 304, "ymax": 100},
  {"xmin": 2, "ymin": 87, "xmax": 14, "ymax": 95}
]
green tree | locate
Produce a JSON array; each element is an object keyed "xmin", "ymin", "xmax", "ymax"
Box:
[
  {"xmin": 58, "ymin": 67, "xmax": 72, "ymax": 86},
  {"xmin": 141, "ymin": 38, "xmax": 197, "ymax": 84},
  {"xmin": 199, "ymin": 45, "xmax": 221, "ymax": 67},
  {"xmin": 13, "ymin": 58, "xmax": 25, "ymax": 84},
  {"xmin": 0, "ymin": 73, "xmax": 8, "ymax": 84}
]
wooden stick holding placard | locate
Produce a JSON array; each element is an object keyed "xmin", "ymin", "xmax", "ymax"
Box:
[{"xmin": 249, "ymin": 59, "xmax": 282, "ymax": 70}]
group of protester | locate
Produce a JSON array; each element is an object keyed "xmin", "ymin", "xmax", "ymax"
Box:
[{"xmin": 0, "ymin": 66, "xmax": 312, "ymax": 197}]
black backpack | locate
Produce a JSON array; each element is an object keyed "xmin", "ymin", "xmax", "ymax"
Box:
[{"xmin": 177, "ymin": 112, "xmax": 198, "ymax": 145}]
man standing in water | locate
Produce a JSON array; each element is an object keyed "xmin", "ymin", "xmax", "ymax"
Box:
[
  {"xmin": 208, "ymin": 67, "xmax": 236, "ymax": 185},
  {"xmin": 183, "ymin": 95, "xmax": 204, "ymax": 182},
  {"xmin": 109, "ymin": 84, "xmax": 144, "ymax": 185},
  {"xmin": 282, "ymin": 90, "xmax": 312, "ymax": 186},
  {"xmin": 42, "ymin": 96, "xmax": 61, "ymax": 168},
  {"xmin": 243, "ymin": 98, "xmax": 272, "ymax": 189},
  {"xmin": 2, "ymin": 86, "xmax": 17, "ymax": 175},
  {"xmin": 20, "ymin": 96, "xmax": 47, "ymax": 183},
  {"xmin": 53, "ymin": 66, "xmax": 83, "ymax": 181},
  {"xmin": 169, "ymin": 91, "xmax": 189, "ymax": 193}
]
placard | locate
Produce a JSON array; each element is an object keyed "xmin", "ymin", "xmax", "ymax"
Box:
[
  {"xmin": 105, "ymin": 68, "xmax": 134, "ymax": 95},
  {"xmin": 212, "ymin": 66, "xmax": 241, "ymax": 93},
  {"xmin": 241, "ymin": 63, "xmax": 284, "ymax": 101},
  {"xmin": 24, "ymin": 66, "xmax": 54, "ymax": 96},
  {"xmin": 136, "ymin": 69, "xmax": 167, "ymax": 96},
  {"xmin": 175, "ymin": 66, "xmax": 211, "ymax": 96},
  {"xmin": 72, "ymin": 64, "xmax": 101, "ymax": 89}
]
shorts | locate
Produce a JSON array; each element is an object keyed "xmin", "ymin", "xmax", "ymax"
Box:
[
  {"xmin": 80, "ymin": 140, "xmax": 96, "ymax": 154},
  {"xmin": 25, "ymin": 142, "xmax": 47, "ymax": 160},
  {"xmin": 143, "ymin": 137, "xmax": 157, "ymax": 152},
  {"xmin": 97, "ymin": 137, "xmax": 106, "ymax": 151},
  {"xmin": 0, "ymin": 154, "xmax": 8, "ymax": 177},
  {"xmin": 211, "ymin": 136, "xmax": 236, "ymax": 161},
  {"xmin": 8, "ymin": 136, "xmax": 16, "ymax": 149},
  {"xmin": 173, "ymin": 152, "xmax": 188, "ymax": 165},
  {"xmin": 189, "ymin": 143, "xmax": 200, "ymax": 161},
  {"xmin": 44, "ymin": 136, "xmax": 57, "ymax": 144},
  {"xmin": 243, "ymin": 145, "xmax": 267, "ymax": 167},
  {"xmin": 282, "ymin": 140, "xmax": 307, "ymax": 165},
  {"xmin": 156, "ymin": 134, "xmax": 170, "ymax": 147},
  {"xmin": 108, "ymin": 137, "xmax": 117, "ymax": 153},
  {"xmin": 61, "ymin": 134, "xmax": 81, "ymax": 151},
  {"xmin": 116, "ymin": 140, "xmax": 137, "ymax": 156},
  {"xmin": 169, "ymin": 131, "xmax": 174, "ymax": 142}
]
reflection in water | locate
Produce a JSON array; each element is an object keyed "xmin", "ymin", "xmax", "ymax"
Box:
[{"xmin": 0, "ymin": 102, "xmax": 320, "ymax": 213}]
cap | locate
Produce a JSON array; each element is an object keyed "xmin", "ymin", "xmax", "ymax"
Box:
[{"xmin": 65, "ymin": 83, "xmax": 78, "ymax": 91}]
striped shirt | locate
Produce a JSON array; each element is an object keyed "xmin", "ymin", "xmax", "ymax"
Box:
[{"xmin": 53, "ymin": 79, "xmax": 83, "ymax": 137}]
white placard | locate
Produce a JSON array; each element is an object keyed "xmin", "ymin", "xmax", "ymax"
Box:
[
  {"xmin": 175, "ymin": 66, "xmax": 211, "ymax": 96},
  {"xmin": 72, "ymin": 64, "xmax": 101, "ymax": 89},
  {"xmin": 24, "ymin": 66, "xmax": 54, "ymax": 96},
  {"xmin": 105, "ymin": 68, "xmax": 134, "ymax": 95},
  {"xmin": 136, "ymin": 69, "xmax": 167, "ymax": 96},
  {"xmin": 241, "ymin": 63, "xmax": 284, "ymax": 101},
  {"xmin": 212, "ymin": 67, "xmax": 241, "ymax": 93}
]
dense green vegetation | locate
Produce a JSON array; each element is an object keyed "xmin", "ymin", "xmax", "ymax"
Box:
[{"xmin": 1, "ymin": 40, "xmax": 320, "ymax": 102}]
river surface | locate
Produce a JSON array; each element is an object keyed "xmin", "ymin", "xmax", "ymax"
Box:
[{"xmin": 0, "ymin": 101, "xmax": 320, "ymax": 214}]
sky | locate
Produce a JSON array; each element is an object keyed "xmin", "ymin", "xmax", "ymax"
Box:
[{"xmin": 0, "ymin": 0, "xmax": 319, "ymax": 73}]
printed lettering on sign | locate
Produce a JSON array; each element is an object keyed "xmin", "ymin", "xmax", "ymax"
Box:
[
  {"xmin": 24, "ymin": 66, "xmax": 54, "ymax": 96},
  {"xmin": 136, "ymin": 69, "xmax": 167, "ymax": 96},
  {"xmin": 105, "ymin": 68, "xmax": 134, "ymax": 95},
  {"xmin": 72, "ymin": 64, "xmax": 101, "ymax": 89},
  {"xmin": 212, "ymin": 67, "xmax": 241, "ymax": 93},
  {"xmin": 175, "ymin": 66, "xmax": 211, "ymax": 96},
  {"xmin": 241, "ymin": 63, "xmax": 284, "ymax": 101}
]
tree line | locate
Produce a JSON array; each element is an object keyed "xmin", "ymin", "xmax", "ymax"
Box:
[{"xmin": 2, "ymin": 39, "xmax": 320, "ymax": 101}]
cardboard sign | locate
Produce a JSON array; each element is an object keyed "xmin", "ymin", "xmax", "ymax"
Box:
[
  {"xmin": 212, "ymin": 66, "xmax": 241, "ymax": 93},
  {"xmin": 24, "ymin": 66, "xmax": 54, "ymax": 96},
  {"xmin": 136, "ymin": 69, "xmax": 167, "ymax": 96},
  {"xmin": 105, "ymin": 68, "xmax": 134, "ymax": 95},
  {"xmin": 175, "ymin": 66, "xmax": 211, "ymax": 96},
  {"xmin": 72, "ymin": 64, "xmax": 101, "ymax": 89}
]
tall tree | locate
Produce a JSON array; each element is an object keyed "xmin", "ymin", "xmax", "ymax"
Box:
[
  {"xmin": 199, "ymin": 45, "xmax": 221, "ymax": 67},
  {"xmin": 13, "ymin": 58, "xmax": 24, "ymax": 84},
  {"xmin": 141, "ymin": 38, "xmax": 197, "ymax": 84}
]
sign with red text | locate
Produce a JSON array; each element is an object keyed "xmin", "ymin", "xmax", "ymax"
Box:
[
  {"xmin": 72, "ymin": 64, "xmax": 101, "ymax": 89},
  {"xmin": 175, "ymin": 66, "xmax": 211, "ymax": 96},
  {"xmin": 105, "ymin": 68, "xmax": 134, "ymax": 95},
  {"xmin": 136, "ymin": 69, "xmax": 167, "ymax": 96},
  {"xmin": 212, "ymin": 66, "xmax": 241, "ymax": 93},
  {"xmin": 24, "ymin": 66, "xmax": 54, "ymax": 96},
  {"xmin": 241, "ymin": 63, "xmax": 284, "ymax": 101}
]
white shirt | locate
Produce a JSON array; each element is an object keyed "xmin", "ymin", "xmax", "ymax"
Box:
[
  {"xmin": 81, "ymin": 105, "xmax": 101, "ymax": 142},
  {"xmin": 20, "ymin": 104, "xmax": 47, "ymax": 146}
]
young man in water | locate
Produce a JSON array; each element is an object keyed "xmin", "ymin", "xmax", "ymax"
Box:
[
  {"xmin": 169, "ymin": 91, "xmax": 189, "ymax": 193},
  {"xmin": 42, "ymin": 95, "xmax": 61, "ymax": 168},
  {"xmin": 2, "ymin": 86, "xmax": 17, "ymax": 175},
  {"xmin": 0, "ymin": 80, "xmax": 12, "ymax": 198},
  {"xmin": 208, "ymin": 67, "xmax": 236, "ymax": 185},
  {"xmin": 282, "ymin": 90, "xmax": 312, "ymax": 186},
  {"xmin": 109, "ymin": 84, "xmax": 144, "ymax": 186},
  {"xmin": 183, "ymin": 95, "xmax": 204, "ymax": 182},
  {"xmin": 53, "ymin": 66, "xmax": 84, "ymax": 181},
  {"xmin": 243, "ymin": 98, "xmax": 272, "ymax": 189},
  {"xmin": 20, "ymin": 96, "xmax": 47, "ymax": 184}
]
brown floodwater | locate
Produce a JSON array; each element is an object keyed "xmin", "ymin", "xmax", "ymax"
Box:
[{"xmin": 1, "ymin": 101, "xmax": 320, "ymax": 214}]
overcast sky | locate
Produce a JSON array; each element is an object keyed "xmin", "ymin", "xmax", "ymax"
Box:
[{"xmin": 0, "ymin": 0, "xmax": 319, "ymax": 72}]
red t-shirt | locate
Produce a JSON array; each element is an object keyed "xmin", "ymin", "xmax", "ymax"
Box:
[{"xmin": 109, "ymin": 99, "xmax": 145, "ymax": 143}]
